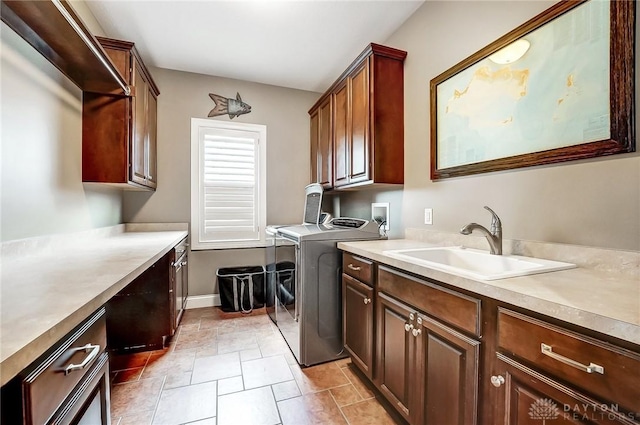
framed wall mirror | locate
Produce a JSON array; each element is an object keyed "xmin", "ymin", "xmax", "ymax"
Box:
[{"xmin": 430, "ymin": 0, "xmax": 635, "ymax": 181}]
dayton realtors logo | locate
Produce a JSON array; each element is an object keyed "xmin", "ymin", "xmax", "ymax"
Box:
[
  {"xmin": 529, "ymin": 398, "xmax": 560, "ymax": 424},
  {"xmin": 529, "ymin": 398, "xmax": 637, "ymax": 423}
]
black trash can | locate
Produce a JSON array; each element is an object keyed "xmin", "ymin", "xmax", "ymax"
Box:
[
  {"xmin": 217, "ymin": 266, "xmax": 265, "ymax": 313},
  {"xmin": 275, "ymin": 261, "xmax": 296, "ymax": 306}
]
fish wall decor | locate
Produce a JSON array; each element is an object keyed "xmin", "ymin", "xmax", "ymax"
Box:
[{"xmin": 208, "ymin": 92, "xmax": 252, "ymax": 119}]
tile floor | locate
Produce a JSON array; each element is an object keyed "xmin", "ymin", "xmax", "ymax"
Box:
[{"xmin": 109, "ymin": 307, "xmax": 401, "ymax": 425}]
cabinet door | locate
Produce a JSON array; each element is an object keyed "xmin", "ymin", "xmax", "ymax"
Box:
[
  {"xmin": 333, "ymin": 81, "xmax": 349, "ymax": 187},
  {"xmin": 182, "ymin": 250, "xmax": 189, "ymax": 311},
  {"xmin": 146, "ymin": 90, "xmax": 158, "ymax": 188},
  {"xmin": 494, "ymin": 355, "xmax": 633, "ymax": 425},
  {"xmin": 349, "ymin": 58, "xmax": 370, "ymax": 183},
  {"xmin": 310, "ymin": 108, "xmax": 319, "ymax": 184},
  {"xmin": 309, "ymin": 96, "xmax": 332, "ymax": 188},
  {"xmin": 342, "ymin": 274, "xmax": 374, "ymax": 378},
  {"xmin": 106, "ymin": 251, "xmax": 172, "ymax": 352},
  {"xmin": 415, "ymin": 314, "xmax": 480, "ymax": 425},
  {"xmin": 131, "ymin": 56, "xmax": 148, "ymax": 186},
  {"xmin": 376, "ymin": 292, "xmax": 416, "ymax": 423},
  {"xmin": 317, "ymin": 96, "xmax": 333, "ymax": 188}
]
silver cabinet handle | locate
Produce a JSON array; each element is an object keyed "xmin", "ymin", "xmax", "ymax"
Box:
[
  {"xmin": 347, "ymin": 264, "xmax": 361, "ymax": 271},
  {"xmin": 363, "ymin": 297, "xmax": 371, "ymax": 305},
  {"xmin": 541, "ymin": 343, "xmax": 604, "ymax": 374},
  {"xmin": 412, "ymin": 328, "xmax": 421, "ymax": 337},
  {"xmin": 64, "ymin": 344, "xmax": 100, "ymax": 375},
  {"xmin": 491, "ymin": 375, "xmax": 505, "ymax": 387},
  {"xmin": 173, "ymin": 254, "xmax": 187, "ymax": 268},
  {"xmin": 404, "ymin": 323, "xmax": 413, "ymax": 332},
  {"xmin": 409, "ymin": 313, "xmax": 415, "ymax": 321}
]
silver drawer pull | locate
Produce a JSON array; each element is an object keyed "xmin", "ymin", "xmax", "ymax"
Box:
[
  {"xmin": 347, "ymin": 264, "xmax": 361, "ymax": 271},
  {"xmin": 64, "ymin": 344, "xmax": 100, "ymax": 375},
  {"xmin": 541, "ymin": 343, "xmax": 604, "ymax": 374}
]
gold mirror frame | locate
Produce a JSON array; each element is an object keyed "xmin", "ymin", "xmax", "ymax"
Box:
[{"xmin": 430, "ymin": 0, "xmax": 635, "ymax": 181}]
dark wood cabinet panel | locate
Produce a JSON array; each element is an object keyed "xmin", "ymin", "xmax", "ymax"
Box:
[
  {"xmin": 415, "ymin": 314, "xmax": 480, "ymax": 425},
  {"xmin": 375, "ymin": 292, "xmax": 415, "ymax": 422},
  {"xmin": 309, "ymin": 95, "xmax": 333, "ymax": 188},
  {"xmin": 1, "ymin": 0, "xmax": 128, "ymax": 94},
  {"xmin": 317, "ymin": 96, "xmax": 332, "ymax": 188},
  {"xmin": 342, "ymin": 253, "xmax": 373, "ymax": 285},
  {"xmin": 131, "ymin": 56, "xmax": 148, "ymax": 187},
  {"xmin": 349, "ymin": 59, "xmax": 370, "ymax": 183},
  {"xmin": 82, "ymin": 92, "xmax": 130, "ymax": 183},
  {"xmin": 370, "ymin": 50, "xmax": 406, "ymax": 185},
  {"xmin": 498, "ymin": 308, "xmax": 640, "ymax": 414},
  {"xmin": 495, "ymin": 354, "xmax": 637, "ymax": 425},
  {"xmin": 82, "ymin": 37, "xmax": 159, "ymax": 190},
  {"xmin": 378, "ymin": 265, "xmax": 481, "ymax": 337},
  {"xmin": 342, "ymin": 274, "xmax": 374, "ymax": 378},
  {"xmin": 172, "ymin": 237, "xmax": 189, "ymax": 331},
  {"xmin": 147, "ymin": 91, "xmax": 158, "ymax": 186},
  {"xmin": 106, "ymin": 251, "xmax": 172, "ymax": 352},
  {"xmin": 333, "ymin": 82, "xmax": 349, "ymax": 187},
  {"xmin": 310, "ymin": 109, "xmax": 319, "ymax": 184}
]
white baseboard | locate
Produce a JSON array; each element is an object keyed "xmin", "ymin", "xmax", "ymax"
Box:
[{"xmin": 186, "ymin": 294, "xmax": 221, "ymax": 309}]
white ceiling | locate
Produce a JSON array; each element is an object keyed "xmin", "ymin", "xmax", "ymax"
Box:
[{"xmin": 86, "ymin": 1, "xmax": 423, "ymax": 93}]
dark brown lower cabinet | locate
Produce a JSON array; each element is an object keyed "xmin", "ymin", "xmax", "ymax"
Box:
[
  {"xmin": 414, "ymin": 313, "xmax": 480, "ymax": 425},
  {"xmin": 341, "ymin": 252, "xmax": 639, "ymax": 425},
  {"xmin": 106, "ymin": 250, "xmax": 173, "ymax": 353},
  {"xmin": 1, "ymin": 308, "xmax": 110, "ymax": 425},
  {"xmin": 342, "ymin": 274, "xmax": 374, "ymax": 378},
  {"xmin": 375, "ymin": 292, "xmax": 480, "ymax": 425},
  {"xmin": 494, "ymin": 354, "xmax": 636, "ymax": 425},
  {"xmin": 375, "ymin": 292, "xmax": 416, "ymax": 423}
]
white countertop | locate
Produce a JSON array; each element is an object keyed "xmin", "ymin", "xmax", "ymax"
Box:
[
  {"xmin": 0, "ymin": 225, "xmax": 188, "ymax": 386},
  {"xmin": 338, "ymin": 239, "xmax": 640, "ymax": 346}
]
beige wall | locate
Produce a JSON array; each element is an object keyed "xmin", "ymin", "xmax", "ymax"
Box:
[
  {"xmin": 0, "ymin": 11, "xmax": 121, "ymax": 242},
  {"xmin": 375, "ymin": 1, "xmax": 639, "ymax": 251},
  {"xmin": 123, "ymin": 67, "xmax": 319, "ymax": 295}
]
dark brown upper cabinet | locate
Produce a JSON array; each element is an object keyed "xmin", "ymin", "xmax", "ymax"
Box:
[
  {"xmin": 309, "ymin": 43, "xmax": 406, "ymax": 190},
  {"xmin": 82, "ymin": 37, "xmax": 160, "ymax": 190},
  {"xmin": 1, "ymin": 0, "xmax": 129, "ymax": 95}
]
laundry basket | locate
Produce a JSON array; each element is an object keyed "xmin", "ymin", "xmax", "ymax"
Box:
[
  {"xmin": 216, "ymin": 266, "xmax": 265, "ymax": 313},
  {"xmin": 274, "ymin": 261, "xmax": 295, "ymax": 305}
]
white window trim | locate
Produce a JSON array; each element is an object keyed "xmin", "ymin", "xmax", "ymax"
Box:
[{"xmin": 190, "ymin": 118, "xmax": 267, "ymax": 250}]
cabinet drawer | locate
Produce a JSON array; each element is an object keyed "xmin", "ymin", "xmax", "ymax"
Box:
[
  {"xmin": 378, "ymin": 266, "xmax": 481, "ymax": 337},
  {"xmin": 23, "ymin": 308, "xmax": 107, "ymax": 425},
  {"xmin": 498, "ymin": 308, "xmax": 640, "ymax": 413},
  {"xmin": 343, "ymin": 253, "xmax": 373, "ymax": 286}
]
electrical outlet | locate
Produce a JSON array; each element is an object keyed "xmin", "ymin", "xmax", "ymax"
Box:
[{"xmin": 424, "ymin": 208, "xmax": 433, "ymax": 225}]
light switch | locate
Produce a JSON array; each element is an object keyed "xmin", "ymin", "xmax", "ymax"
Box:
[{"xmin": 424, "ymin": 208, "xmax": 433, "ymax": 225}]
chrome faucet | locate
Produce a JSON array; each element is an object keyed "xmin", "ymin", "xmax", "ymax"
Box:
[{"xmin": 460, "ymin": 206, "xmax": 502, "ymax": 255}]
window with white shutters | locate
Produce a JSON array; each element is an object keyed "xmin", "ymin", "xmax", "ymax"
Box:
[{"xmin": 190, "ymin": 119, "xmax": 266, "ymax": 250}]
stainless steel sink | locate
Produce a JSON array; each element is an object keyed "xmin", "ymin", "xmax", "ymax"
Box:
[{"xmin": 382, "ymin": 246, "xmax": 576, "ymax": 281}]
